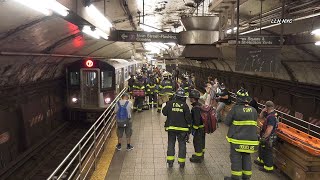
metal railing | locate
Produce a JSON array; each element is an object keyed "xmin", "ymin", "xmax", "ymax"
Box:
[
  {"xmin": 47, "ymin": 88, "xmax": 128, "ymax": 180},
  {"xmin": 229, "ymin": 92, "xmax": 320, "ymax": 138}
]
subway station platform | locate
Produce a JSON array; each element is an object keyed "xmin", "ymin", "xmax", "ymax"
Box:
[{"xmin": 92, "ymin": 106, "xmax": 287, "ymax": 180}]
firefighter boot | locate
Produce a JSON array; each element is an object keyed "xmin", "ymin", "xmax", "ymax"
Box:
[
  {"xmin": 167, "ymin": 162, "xmax": 173, "ymax": 168},
  {"xmin": 190, "ymin": 155, "xmax": 203, "ymax": 163},
  {"xmin": 179, "ymin": 162, "xmax": 185, "ymax": 168}
]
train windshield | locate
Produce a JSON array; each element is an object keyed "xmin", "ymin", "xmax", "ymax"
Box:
[
  {"xmin": 101, "ymin": 71, "xmax": 113, "ymax": 88},
  {"xmin": 70, "ymin": 72, "xmax": 80, "ymax": 85}
]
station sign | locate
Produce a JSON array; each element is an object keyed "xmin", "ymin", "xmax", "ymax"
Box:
[
  {"xmin": 111, "ymin": 30, "xmax": 179, "ymax": 43},
  {"xmin": 235, "ymin": 47, "xmax": 281, "ymax": 73},
  {"xmin": 228, "ymin": 36, "xmax": 281, "ymax": 45}
]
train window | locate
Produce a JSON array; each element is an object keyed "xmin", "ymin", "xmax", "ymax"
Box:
[
  {"xmin": 84, "ymin": 71, "xmax": 97, "ymax": 87},
  {"xmin": 125, "ymin": 68, "xmax": 128, "ymax": 79},
  {"xmin": 70, "ymin": 72, "xmax": 80, "ymax": 85},
  {"xmin": 101, "ymin": 71, "xmax": 113, "ymax": 88}
]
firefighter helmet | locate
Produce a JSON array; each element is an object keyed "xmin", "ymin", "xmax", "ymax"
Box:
[
  {"xmin": 236, "ymin": 88, "xmax": 251, "ymax": 103},
  {"xmin": 175, "ymin": 88, "xmax": 187, "ymax": 98},
  {"xmin": 189, "ymin": 89, "xmax": 200, "ymax": 99}
]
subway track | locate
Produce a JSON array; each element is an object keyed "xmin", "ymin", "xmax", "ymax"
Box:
[{"xmin": 2, "ymin": 122, "xmax": 91, "ymax": 180}]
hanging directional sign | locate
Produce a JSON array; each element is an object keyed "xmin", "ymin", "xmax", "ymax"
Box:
[
  {"xmin": 228, "ymin": 36, "xmax": 281, "ymax": 45},
  {"xmin": 110, "ymin": 30, "xmax": 179, "ymax": 43},
  {"xmin": 235, "ymin": 47, "xmax": 281, "ymax": 72}
]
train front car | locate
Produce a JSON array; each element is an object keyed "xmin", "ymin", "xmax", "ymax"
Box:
[{"xmin": 66, "ymin": 59, "xmax": 123, "ymax": 122}]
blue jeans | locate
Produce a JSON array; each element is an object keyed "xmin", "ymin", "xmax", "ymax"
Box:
[{"xmin": 216, "ymin": 102, "xmax": 226, "ymax": 122}]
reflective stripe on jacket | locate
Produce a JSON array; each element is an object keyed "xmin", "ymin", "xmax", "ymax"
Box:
[
  {"xmin": 159, "ymin": 80, "xmax": 174, "ymax": 96},
  {"xmin": 224, "ymin": 104, "xmax": 259, "ymax": 153}
]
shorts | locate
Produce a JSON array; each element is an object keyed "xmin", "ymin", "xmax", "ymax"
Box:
[{"xmin": 117, "ymin": 120, "xmax": 132, "ymax": 138}]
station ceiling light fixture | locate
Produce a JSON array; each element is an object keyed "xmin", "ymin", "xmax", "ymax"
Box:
[
  {"xmin": 82, "ymin": 26, "xmax": 100, "ymax": 39},
  {"xmin": 226, "ymin": 27, "xmax": 237, "ymax": 34},
  {"xmin": 85, "ymin": 4, "xmax": 112, "ymax": 30},
  {"xmin": 15, "ymin": 0, "xmax": 69, "ymax": 17},
  {"xmin": 311, "ymin": 28, "xmax": 320, "ymax": 36}
]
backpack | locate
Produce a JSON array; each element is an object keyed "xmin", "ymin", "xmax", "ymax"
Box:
[
  {"xmin": 197, "ymin": 105, "xmax": 218, "ymax": 134},
  {"xmin": 116, "ymin": 101, "xmax": 129, "ymax": 127}
]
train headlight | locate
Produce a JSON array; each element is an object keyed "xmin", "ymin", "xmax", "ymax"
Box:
[
  {"xmin": 105, "ymin": 97, "xmax": 111, "ymax": 104},
  {"xmin": 72, "ymin": 97, "xmax": 78, "ymax": 103}
]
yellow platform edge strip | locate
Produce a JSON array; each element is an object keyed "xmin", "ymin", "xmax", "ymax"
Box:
[{"xmin": 90, "ymin": 128, "xmax": 117, "ymax": 180}]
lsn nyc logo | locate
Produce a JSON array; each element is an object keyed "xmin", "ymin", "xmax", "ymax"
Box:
[{"xmin": 270, "ymin": 19, "xmax": 293, "ymax": 24}]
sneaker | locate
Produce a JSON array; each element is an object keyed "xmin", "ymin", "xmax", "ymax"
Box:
[
  {"xmin": 127, "ymin": 145, "xmax": 134, "ymax": 151},
  {"xmin": 116, "ymin": 144, "xmax": 121, "ymax": 151}
]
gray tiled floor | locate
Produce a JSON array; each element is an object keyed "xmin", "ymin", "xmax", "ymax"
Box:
[{"xmin": 105, "ymin": 107, "xmax": 286, "ymax": 180}]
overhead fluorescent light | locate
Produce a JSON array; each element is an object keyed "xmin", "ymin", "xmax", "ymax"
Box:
[
  {"xmin": 86, "ymin": 4, "xmax": 112, "ymax": 30},
  {"xmin": 94, "ymin": 28, "xmax": 109, "ymax": 40},
  {"xmin": 82, "ymin": 26, "xmax": 100, "ymax": 39},
  {"xmin": 140, "ymin": 24, "xmax": 162, "ymax": 32},
  {"xmin": 311, "ymin": 28, "xmax": 320, "ymax": 35},
  {"xmin": 14, "ymin": 0, "xmax": 69, "ymax": 17},
  {"xmin": 315, "ymin": 41, "xmax": 320, "ymax": 46},
  {"xmin": 226, "ymin": 27, "xmax": 237, "ymax": 34}
]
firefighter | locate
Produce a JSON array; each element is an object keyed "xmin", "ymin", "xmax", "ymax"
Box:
[
  {"xmin": 180, "ymin": 76, "xmax": 190, "ymax": 97},
  {"xmin": 189, "ymin": 89, "xmax": 206, "ymax": 163},
  {"xmin": 132, "ymin": 75, "xmax": 145, "ymax": 113},
  {"xmin": 162, "ymin": 88, "xmax": 191, "ymax": 168},
  {"xmin": 224, "ymin": 88, "xmax": 259, "ymax": 180},
  {"xmin": 128, "ymin": 74, "xmax": 135, "ymax": 99},
  {"xmin": 157, "ymin": 72, "xmax": 174, "ymax": 113},
  {"xmin": 254, "ymin": 101, "xmax": 278, "ymax": 173},
  {"xmin": 146, "ymin": 74, "xmax": 157, "ymax": 108}
]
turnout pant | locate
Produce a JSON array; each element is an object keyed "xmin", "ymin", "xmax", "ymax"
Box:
[
  {"xmin": 257, "ymin": 142, "xmax": 274, "ymax": 171},
  {"xmin": 133, "ymin": 97, "xmax": 144, "ymax": 112},
  {"xmin": 148, "ymin": 94, "xmax": 157, "ymax": 107},
  {"xmin": 167, "ymin": 131, "xmax": 187, "ymax": 164},
  {"xmin": 230, "ymin": 145, "xmax": 252, "ymax": 180},
  {"xmin": 193, "ymin": 129, "xmax": 206, "ymax": 157}
]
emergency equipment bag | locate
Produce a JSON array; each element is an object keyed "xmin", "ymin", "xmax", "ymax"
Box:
[
  {"xmin": 132, "ymin": 90, "xmax": 145, "ymax": 97},
  {"xmin": 198, "ymin": 105, "xmax": 218, "ymax": 134},
  {"xmin": 116, "ymin": 101, "xmax": 129, "ymax": 127}
]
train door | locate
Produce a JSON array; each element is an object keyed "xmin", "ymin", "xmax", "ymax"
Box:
[
  {"xmin": 119, "ymin": 68, "xmax": 125, "ymax": 90},
  {"xmin": 81, "ymin": 69, "xmax": 100, "ymax": 108}
]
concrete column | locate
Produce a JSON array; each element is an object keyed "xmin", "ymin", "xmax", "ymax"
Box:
[
  {"xmin": 231, "ymin": 3, "xmax": 235, "ymax": 35},
  {"xmin": 225, "ymin": 8, "xmax": 229, "ymax": 37}
]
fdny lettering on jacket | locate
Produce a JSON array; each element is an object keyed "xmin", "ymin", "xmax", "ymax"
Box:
[{"xmin": 172, "ymin": 103, "xmax": 183, "ymax": 112}]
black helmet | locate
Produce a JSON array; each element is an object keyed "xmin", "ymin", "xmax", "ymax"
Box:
[
  {"xmin": 236, "ymin": 88, "xmax": 251, "ymax": 103},
  {"xmin": 189, "ymin": 89, "xmax": 200, "ymax": 99},
  {"xmin": 175, "ymin": 88, "xmax": 187, "ymax": 98}
]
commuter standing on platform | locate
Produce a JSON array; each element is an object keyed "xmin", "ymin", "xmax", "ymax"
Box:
[
  {"xmin": 115, "ymin": 93, "xmax": 134, "ymax": 151},
  {"xmin": 224, "ymin": 88, "xmax": 259, "ymax": 180},
  {"xmin": 128, "ymin": 74, "xmax": 135, "ymax": 99},
  {"xmin": 132, "ymin": 75, "xmax": 145, "ymax": 113},
  {"xmin": 189, "ymin": 89, "xmax": 206, "ymax": 163},
  {"xmin": 162, "ymin": 88, "xmax": 191, "ymax": 168},
  {"xmin": 216, "ymin": 83, "xmax": 231, "ymax": 122},
  {"xmin": 254, "ymin": 101, "xmax": 278, "ymax": 173}
]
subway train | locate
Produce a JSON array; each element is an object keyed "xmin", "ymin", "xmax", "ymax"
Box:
[{"xmin": 66, "ymin": 58, "xmax": 142, "ymax": 122}]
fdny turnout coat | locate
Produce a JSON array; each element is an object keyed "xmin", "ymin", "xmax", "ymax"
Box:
[
  {"xmin": 225, "ymin": 103, "xmax": 259, "ymax": 153},
  {"xmin": 162, "ymin": 99, "xmax": 192, "ymax": 132},
  {"xmin": 158, "ymin": 79, "xmax": 174, "ymax": 96}
]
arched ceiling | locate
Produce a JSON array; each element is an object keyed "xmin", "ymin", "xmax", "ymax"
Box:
[{"xmin": 0, "ymin": 0, "xmax": 320, "ymax": 87}]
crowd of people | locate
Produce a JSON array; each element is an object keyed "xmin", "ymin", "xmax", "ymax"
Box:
[{"xmin": 115, "ymin": 64, "xmax": 278, "ymax": 180}]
